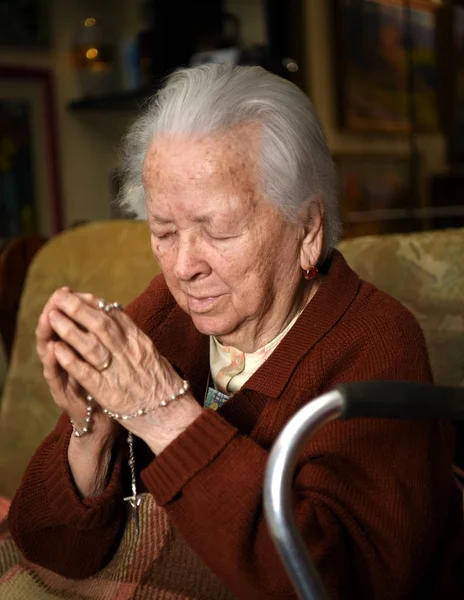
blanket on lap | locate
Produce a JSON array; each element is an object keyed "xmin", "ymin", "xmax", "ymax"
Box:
[{"xmin": 0, "ymin": 494, "xmax": 235, "ymax": 600}]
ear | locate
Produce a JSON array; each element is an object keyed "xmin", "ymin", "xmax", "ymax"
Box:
[{"xmin": 299, "ymin": 201, "xmax": 324, "ymax": 270}]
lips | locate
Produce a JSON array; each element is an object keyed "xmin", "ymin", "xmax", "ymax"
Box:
[{"xmin": 185, "ymin": 294, "xmax": 220, "ymax": 313}]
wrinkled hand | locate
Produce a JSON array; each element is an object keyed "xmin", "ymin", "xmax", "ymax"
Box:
[
  {"xmin": 44, "ymin": 288, "xmax": 202, "ymax": 454},
  {"xmin": 36, "ymin": 287, "xmax": 117, "ymax": 444}
]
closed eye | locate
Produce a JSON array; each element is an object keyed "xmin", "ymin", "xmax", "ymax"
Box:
[
  {"xmin": 206, "ymin": 229, "xmax": 240, "ymax": 241},
  {"xmin": 152, "ymin": 231, "xmax": 176, "ymax": 240},
  {"xmin": 210, "ymin": 234, "xmax": 234, "ymax": 241}
]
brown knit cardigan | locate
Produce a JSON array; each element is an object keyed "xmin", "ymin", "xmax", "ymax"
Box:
[{"xmin": 8, "ymin": 250, "xmax": 464, "ymax": 599}]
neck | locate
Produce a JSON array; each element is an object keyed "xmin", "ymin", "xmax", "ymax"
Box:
[{"xmin": 216, "ymin": 277, "xmax": 320, "ymax": 353}]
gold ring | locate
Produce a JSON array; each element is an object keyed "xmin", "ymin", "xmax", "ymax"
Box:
[{"xmin": 98, "ymin": 354, "xmax": 112, "ymax": 372}]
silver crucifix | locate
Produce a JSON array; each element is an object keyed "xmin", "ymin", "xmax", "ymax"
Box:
[
  {"xmin": 124, "ymin": 432, "xmax": 144, "ymax": 536},
  {"xmin": 124, "ymin": 483, "xmax": 144, "ymax": 536}
]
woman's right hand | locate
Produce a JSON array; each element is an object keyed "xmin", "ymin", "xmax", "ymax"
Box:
[{"xmin": 36, "ymin": 288, "xmax": 118, "ymax": 496}]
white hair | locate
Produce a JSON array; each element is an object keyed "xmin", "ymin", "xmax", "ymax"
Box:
[{"xmin": 118, "ymin": 64, "xmax": 340, "ymax": 255}]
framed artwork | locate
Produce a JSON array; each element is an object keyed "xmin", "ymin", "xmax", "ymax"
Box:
[
  {"xmin": 0, "ymin": 66, "xmax": 62, "ymax": 239},
  {"xmin": 333, "ymin": 0, "xmax": 440, "ymax": 132},
  {"xmin": 450, "ymin": 5, "xmax": 464, "ymax": 163},
  {"xmin": 0, "ymin": 0, "xmax": 50, "ymax": 48},
  {"xmin": 441, "ymin": 2, "xmax": 464, "ymax": 164},
  {"xmin": 334, "ymin": 153, "xmax": 421, "ymax": 237}
]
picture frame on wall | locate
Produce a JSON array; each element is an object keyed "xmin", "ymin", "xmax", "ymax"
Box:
[
  {"xmin": 332, "ymin": 0, "xmax": 440, "ymax": 133},
  {"xmin": 439, "ymin": 1, "xmax": 464, "ymax": 165},
  {"xmin": 0, "ymin": 66, "xmax": 62, "ymax": 239},
  {"xmin": 334, "ymin": 153, "xmax": 420, "ymax": 238}
]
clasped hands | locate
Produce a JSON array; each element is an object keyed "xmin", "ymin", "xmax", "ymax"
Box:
[{"xmin": 36, "ymin": 287, "xmax": 202, "ymax": 455}]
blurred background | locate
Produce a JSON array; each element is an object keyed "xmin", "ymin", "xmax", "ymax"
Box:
[
  {"xmin": 0, "ymin": 1, "xmax": 463, "ymax": 486},
  {"xmin": 0, "ymin": 0, "xmax": 462, "ymax": 241}
]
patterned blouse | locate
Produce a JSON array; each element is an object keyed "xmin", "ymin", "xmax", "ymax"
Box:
[{"xmin": 205, "ymin": 305, "xmax": 306, "ymax": 410}]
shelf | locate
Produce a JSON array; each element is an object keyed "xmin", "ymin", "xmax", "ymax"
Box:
[
  {"xmin": 67, "ymin": 85, "xmax": 160, "ymax": 112},
  {"xmin": 345, "ymin": 206, "xmax": 464, "ymax": 224}
]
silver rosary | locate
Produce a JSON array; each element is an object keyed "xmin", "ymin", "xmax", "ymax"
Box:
[
  {"xmin": 123, "ymin": 432, "xmax": 143, "ymax": 535},
  {"xmin": 70, "ymin": 394, "xmax": 94, "ymax": 437},
  {"xmin": 71, "ymin": 378, "xmax": 190, "ymax": 535},
  {"xmin": 69, "ymin": 297, "xmax": 190, "ymax": 535}
]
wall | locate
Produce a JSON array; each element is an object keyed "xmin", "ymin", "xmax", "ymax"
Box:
[
  {"xmin": 304, "ymin": 0, "xmax": 446, "ymax": 202},
  {"xmin": 224, "ymin": 0, "xmax": 266, "ymax": 47},
  {"xmin": 1, "ymin": 38, "xmax": 56, "ymax": 236},
  {"xmin": 1, "ymin": 0, "xmax": 447, "ymax": 234},
  {"xmin": 51, "ymin": 0, "xmax": 130, "ymax": 229},
  {"xmin": 0, "ymin": 0, "xmax": 134, "ymax": 235}
]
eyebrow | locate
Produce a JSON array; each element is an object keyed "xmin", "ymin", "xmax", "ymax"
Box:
[
  {"xmin": 151, "ymin": 214, "xmax": 215, "ymax": 225},
  {"xmin": 151, "ymin": 216, "xmax": 173, "ymax": 225}
]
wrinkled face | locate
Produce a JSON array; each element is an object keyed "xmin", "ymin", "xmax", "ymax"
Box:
[{"xmin": 143, "ymin": 126, "xmax": 307, "ymax": 351}]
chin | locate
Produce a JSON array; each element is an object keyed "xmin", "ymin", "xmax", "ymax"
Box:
[{"xmin": 189, "ymin": 313, "xmax": 236, "ymax": 338}]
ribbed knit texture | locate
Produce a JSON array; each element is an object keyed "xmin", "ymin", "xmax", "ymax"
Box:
[{"xmin": 7, "ymin": 251, "xmax": 464, "ymax": 599}]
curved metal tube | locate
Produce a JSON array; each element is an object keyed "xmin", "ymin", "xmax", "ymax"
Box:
[{"xmin": 263, "ymin": 390, "xmax": 344, "ymax": 600}]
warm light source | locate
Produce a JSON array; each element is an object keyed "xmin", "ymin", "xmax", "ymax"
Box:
[
  {"xmin": 84, "ymin": 17, "xmax": 96, "ymax": 27},
  {"xmin": 86, "ymin": 47, "xmax": 99, "ymax": 60},
  {"xmin": 282, "ymin": 58, "xmax": 299, "ymax": 73}
]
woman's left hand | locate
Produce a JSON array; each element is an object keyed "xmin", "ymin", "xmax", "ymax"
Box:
[{"xmin": 48, "ymin": 288, "xmax": 202, "ymax": 455}]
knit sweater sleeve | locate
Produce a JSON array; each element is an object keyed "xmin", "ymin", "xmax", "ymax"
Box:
[
  {"xmin": 7, "ymin": 277, "xmax": 172, "ymax": 578},
  {"xmin": 140, "ymin": 308, "xmax": 457, "ymax": 599},
  {"xmin": 8, "ymin": 412, "xmax": 126, "ymax": 578},
  {"xmin": 5, "ymin": 282, "xmax": 168, "ymax": 579}
]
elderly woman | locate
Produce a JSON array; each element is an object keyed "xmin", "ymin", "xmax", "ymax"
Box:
[{"xmin": 8, "ymin": 65, "xmax": 463, "ymax": 599}]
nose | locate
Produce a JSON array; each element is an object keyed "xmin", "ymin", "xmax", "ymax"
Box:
[{"xmin": 173, "ymin": 232, "xmax": 211, "ymax": 281}]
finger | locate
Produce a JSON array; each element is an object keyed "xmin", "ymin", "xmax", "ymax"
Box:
[
  {"xmin": 42, "ymin": 341, "xmax": 67, "ymax": 402},
  {"xmin": 71, "ymin": 295, "xmax": 137, "ymax": 351},
  {"xmin": 44, "ymin": 342, "xmax": 92, "ymax": 420},
  {"xmin": 66, "ymin": 374, "xmax": 92, "ymax": 419},
  {"xmin": 54, "ymin": 340, "xmax": 101, "ymax": 399},
  {"xmin": 72, "ymin": 293, "xmax": 111, "ymax": 334},
  {"xmin": 36, "ymin": 287, "xmax": 73, "ymax": 357},
  {"xmin": 49, "ymin": 309, "xmax": 111, "ymax": 371},
  {"xmin": 42, "ymin": 340, "xmax": 59, "ymax": 384},
  {"xmin": 37, "ymin": 287, "xmax": 74, "ymax": 339},
  {"xmin": 53, "ymin": 290, "xmax": 127, "ymax": 353},
  {"xmin": 73, "ymin": 292, "xmax": 100, "ymax": 305}
]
